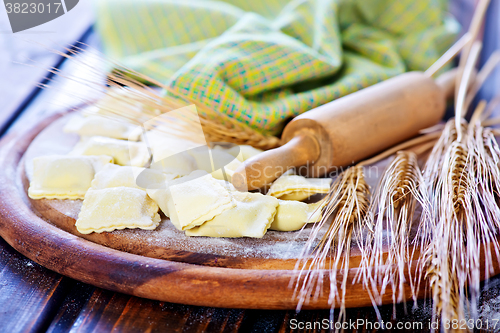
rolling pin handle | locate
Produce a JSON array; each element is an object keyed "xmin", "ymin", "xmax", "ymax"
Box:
[{"xmin": 232, "ymin": 133, "xmax": 321, "ymax": 191}]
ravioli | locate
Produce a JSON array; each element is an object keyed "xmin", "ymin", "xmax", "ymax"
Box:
[
  {"xmin": 267, "ymin": 174, "xmax": 332, "ymax": 201},
  {"xmin": 91, "ymin": 164, "xmax": 173, "ymax": 191},
  {"xmin": 149, "ymin": 151, "xmax": 197, "ymax": 177},
  {"xmin": 28, "ymin": 155, "xmax": 112, "ymax": 200},
  {"xmin": 188, "ymin": 147, "xmax": 242, "ymax": 181},
  {"xmin": 144, "ymin": 130, "xmax": 201, "ymax": 177},
  {"xmin": 228, "ymin": 145, "xmax": 263, "ymax": 162},
  {"xmin": 213, "ymin": 144, "xmax": 263, "ymax": 163},
  {"xmin": 144, "ymin": 130, "xmax": 202, "ymax": 157},
  {"xmin": 269, "ymin": 199, "xmax": 326, "ymax": 231},
  {"xmin": 86, "ymin": 87, "xmax": 144, "ymax": 118},
  {"xmin": 185, "ymin": 191, "xmax": 279, "ymax": 238},
  {"xmin": 210, "ymin": 157, "xmax": 242, "ymax": 181},
  {"xmin": 76, "ymin": 187, "xmax": 161, "ymax": 234},
  {"xmin": 71, "ymin": 136, "xmax": 150, "ymax": 167},
  {"xmin": 63, "ymin": 114, "xmax": 141, "ymax": 141},
  {"xmin": 147, "ymin": 170, "xmax": 235, "ymax": 230}
]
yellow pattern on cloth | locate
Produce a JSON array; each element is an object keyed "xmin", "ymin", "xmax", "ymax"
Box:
[{"xmin": 95, "ymin": 0, "xmax": 458, "ymax": 135}]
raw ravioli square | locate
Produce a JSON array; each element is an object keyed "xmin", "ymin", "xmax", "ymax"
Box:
[
  {"xmin": 76, "ymin": 187, "xmax": 160, "ymax": 234},
  {"xmin": 91, "ymin": 164, "xmax": 173, "ymax": 191},
  {"xmin": 267, "ymin": 174, "xmax": 332, "ymax": 201},
  {"xmin": 269, "ymin": 199, "xmax": 325, "ymax": 231},
  {"xmin": 149, "ymin": 170, "xmax": 235, "ymax": 231},
  {"xmin": 71, "ymin": 136, "xmax": 150, "ymax": 167},
  {"xmin": 185, "ymin": 192, "xmax": 278, "ymax": 238},
  {"xmin": 63, "ymin": 114, "xmax": 141, "ymax": 141},
  {"xmin": 28, "ymin": 155, "xmax": 112, "ymax": 200}
]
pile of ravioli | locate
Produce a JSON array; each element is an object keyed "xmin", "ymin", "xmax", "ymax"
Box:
[{"xmin": 28, "ymin": 111, "xmax": 332, "ymax": 238}]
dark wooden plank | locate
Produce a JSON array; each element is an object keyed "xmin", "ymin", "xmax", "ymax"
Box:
[
  {"xmin": 0, "ymin": 0, "xmax": 94, "ymax": 136},
  {"xmin": 209, "ymin": 309, "xmax": 246, "ymax": 333},
  {"xmin": 66, "ymin": 294, "xmax": 250, "ymax": 333},
  {"xmin": 46, "ymin": 280, "xmax": 95, "ymax": 333},
  {"xmin": 239, "ymin": 310, "xmax": 288, "ymax": 333},
  {"xmin": 181, "ymin": 306, "xmax": 246, "ymax": 333},
  {"xmin": 182, "ymin": 307, "xmax": 217, "ymax": 333},
  {"xmin": 68, "ymin": 289, "xmax": 133, "ymax": 332},
  {"xmin": 3, "ymin": 31, "xmax": 103, "ymax": 139},
  {"xmin": 65, "ymin": 291, "xmax": 195, "ymax": 333},
  {"xmin": 0, "ymin": 237, "xmax": 69, "ymax": 333}
]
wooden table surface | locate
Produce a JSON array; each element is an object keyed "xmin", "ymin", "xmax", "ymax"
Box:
[{"xmin": 1, "ymin": 6, "xmax": 500, "ymax": 333}]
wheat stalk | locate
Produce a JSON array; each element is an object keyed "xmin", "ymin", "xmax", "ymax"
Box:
[
  {"xmin": 293, "ymin": 165, "xmax": 369, "ymax": 322},
  {"xmin": 465, "ymin": 103, "xmax": 500, "ymax": 294},
  {"xmin": 362, "ymin": 151, "xmax": 428, "ymax": 309},
  {"xmin": 422, "ymin": 119, "xmax": 463, "ymax": 194},
  {"xmin": 436, "ymin": 141, "xmax": 469, "ymax": 323},
  {"xmin": 418, "ymin": 41, "xmax": 488, "ymax": 330},
  {"xmin": 291, "ymin": 131, "xmax": 441, "ymax": 322},
  {"xmin": 424, "ymin": 243, "xmax": 461, "ymax": 326},
  {"xmin": 425, "ymin": 33, "xmax": 472, "ymax": 77},
  {"xmin": 40, "ymin": 44, "xmax": 280, "ymax": 150},
  {"xmin": 453, "ymin": 0, "xmax": 491, "ymax": 105},
  {"xmin": 413, "ymin": 121, "xmax": 460, "ymax": 307},
  {"xmin": 463, "ymin": 51, "xmax": 500, "ymax": 113},
  {"xmin": 418, "ymin": 45, "xmax": 500, "ymax": 330},
  {"xmin": 420, "ymin": 109, "xmax": 500, "ymax": 331},
  {"xmin": 422, "ymin": 138, "xmax": 479, "ymax": 327}
]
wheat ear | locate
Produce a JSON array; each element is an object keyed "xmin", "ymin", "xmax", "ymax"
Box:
[
  {"xmin": 362, "ymin": 151, "xmax": 427, "ymax": 309},
  {"xmin": 465, "ymin": 102, "xmax": 500, "ymax": 295},
  {"xmin": 293, "ymin": 165, "xmax": 369, "ymax": 323},
  {"xmin": 291, "ymin": 131, "xmax": 440, "ymax": 314},
  {"xmin": 421, "ymin": 109, "xmax": 500, "ymax": 331},
  {"xmin": 432, "ymin": 141, "xmax": 470, "ymax": 325},
  {"xmin": 413, "ymin": 120, "xmax": 461, "ymax": 304},
  {"xmin": 420, "ymin": 43, "xmax": 482, "ymax": 330}
]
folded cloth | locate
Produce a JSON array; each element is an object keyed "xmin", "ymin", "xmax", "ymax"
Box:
[{"xmin": 95, "ymin": 0, "xmax": 459, "ymax": 135}]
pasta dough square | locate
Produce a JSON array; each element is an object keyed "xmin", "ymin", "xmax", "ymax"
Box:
[
  {"xmin": 143, "ymin": 130, "xmax": 200, "ymax": 177},
  {"xmin": 85, "ymin": 87, "xmax": 143, "ymax": 118},
  {"xmin": 91, "ymin": 164, "xmax": 174, "ymax": 191},
  {"xmin": 269, "ymin": 199, "xmax": 326, "ymax": 231},
  {"xmin": 63, "ymin": 114, "xmax": 141, "ymax": 141},
  {"xmin": 210, "ymin": 157, "xmax": 242, "ymax": 182},
  {"xmin": 149, "ymin": 151, "xmax": 197, "ymax": 177},
  {"xmin": 267, "ymin": 174, "xmax": 332, "ymax": 201},
  {"xmin": 76, "ymin": 187, "xmax": 161, "ymax": 234},
  {"xmin": 185, "ymin": 192, "xmax": 279, "ymax": 238},
  {"xmin": 71, "ymin": 136, "xmax": 150, "ymax": 167},
  {"xmin": 227, "ymin": 145, "xmax": 263, "ymax": 162},
  {"xmin": 144, "ymin": 130, "xmax": 202, "ymax": 158},
  {"xmin": 147, "ymin": 170, "xmax": 235, "ymax": 230},
  {"xmin": 188, "ymin": 147, "xmax": 242, "ymax": 181},
  {"xmin": 28, "ymin": 155, "xmax": 112, "ymax": 200},
  {"xmin": 213, "ymin": 145, "xmax": 263, "ymax": 162}
]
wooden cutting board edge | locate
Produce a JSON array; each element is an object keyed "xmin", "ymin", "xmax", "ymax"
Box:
[{"xmin": 0, "ymin": 111, "xmax": 497, "ymax": 310}]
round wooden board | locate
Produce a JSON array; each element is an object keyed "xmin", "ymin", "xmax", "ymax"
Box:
[{"xmin": 1, "ymin": 111, "xmax": 498, "ymax": 310}]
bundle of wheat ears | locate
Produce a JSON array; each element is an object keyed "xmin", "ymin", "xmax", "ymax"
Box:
[{"xmin": 39, "ymin": 0, "xmax": 500, "ymax": 330}]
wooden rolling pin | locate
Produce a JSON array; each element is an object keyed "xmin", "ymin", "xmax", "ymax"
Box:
[{"xmin": 232, "ymin": 70, "xmax": 458, "ymax": 191}]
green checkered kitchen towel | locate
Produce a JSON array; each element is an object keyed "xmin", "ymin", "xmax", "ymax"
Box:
[{"xmin": 95, "ymin": 0, "xmax": 459, "ymax": 136}]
